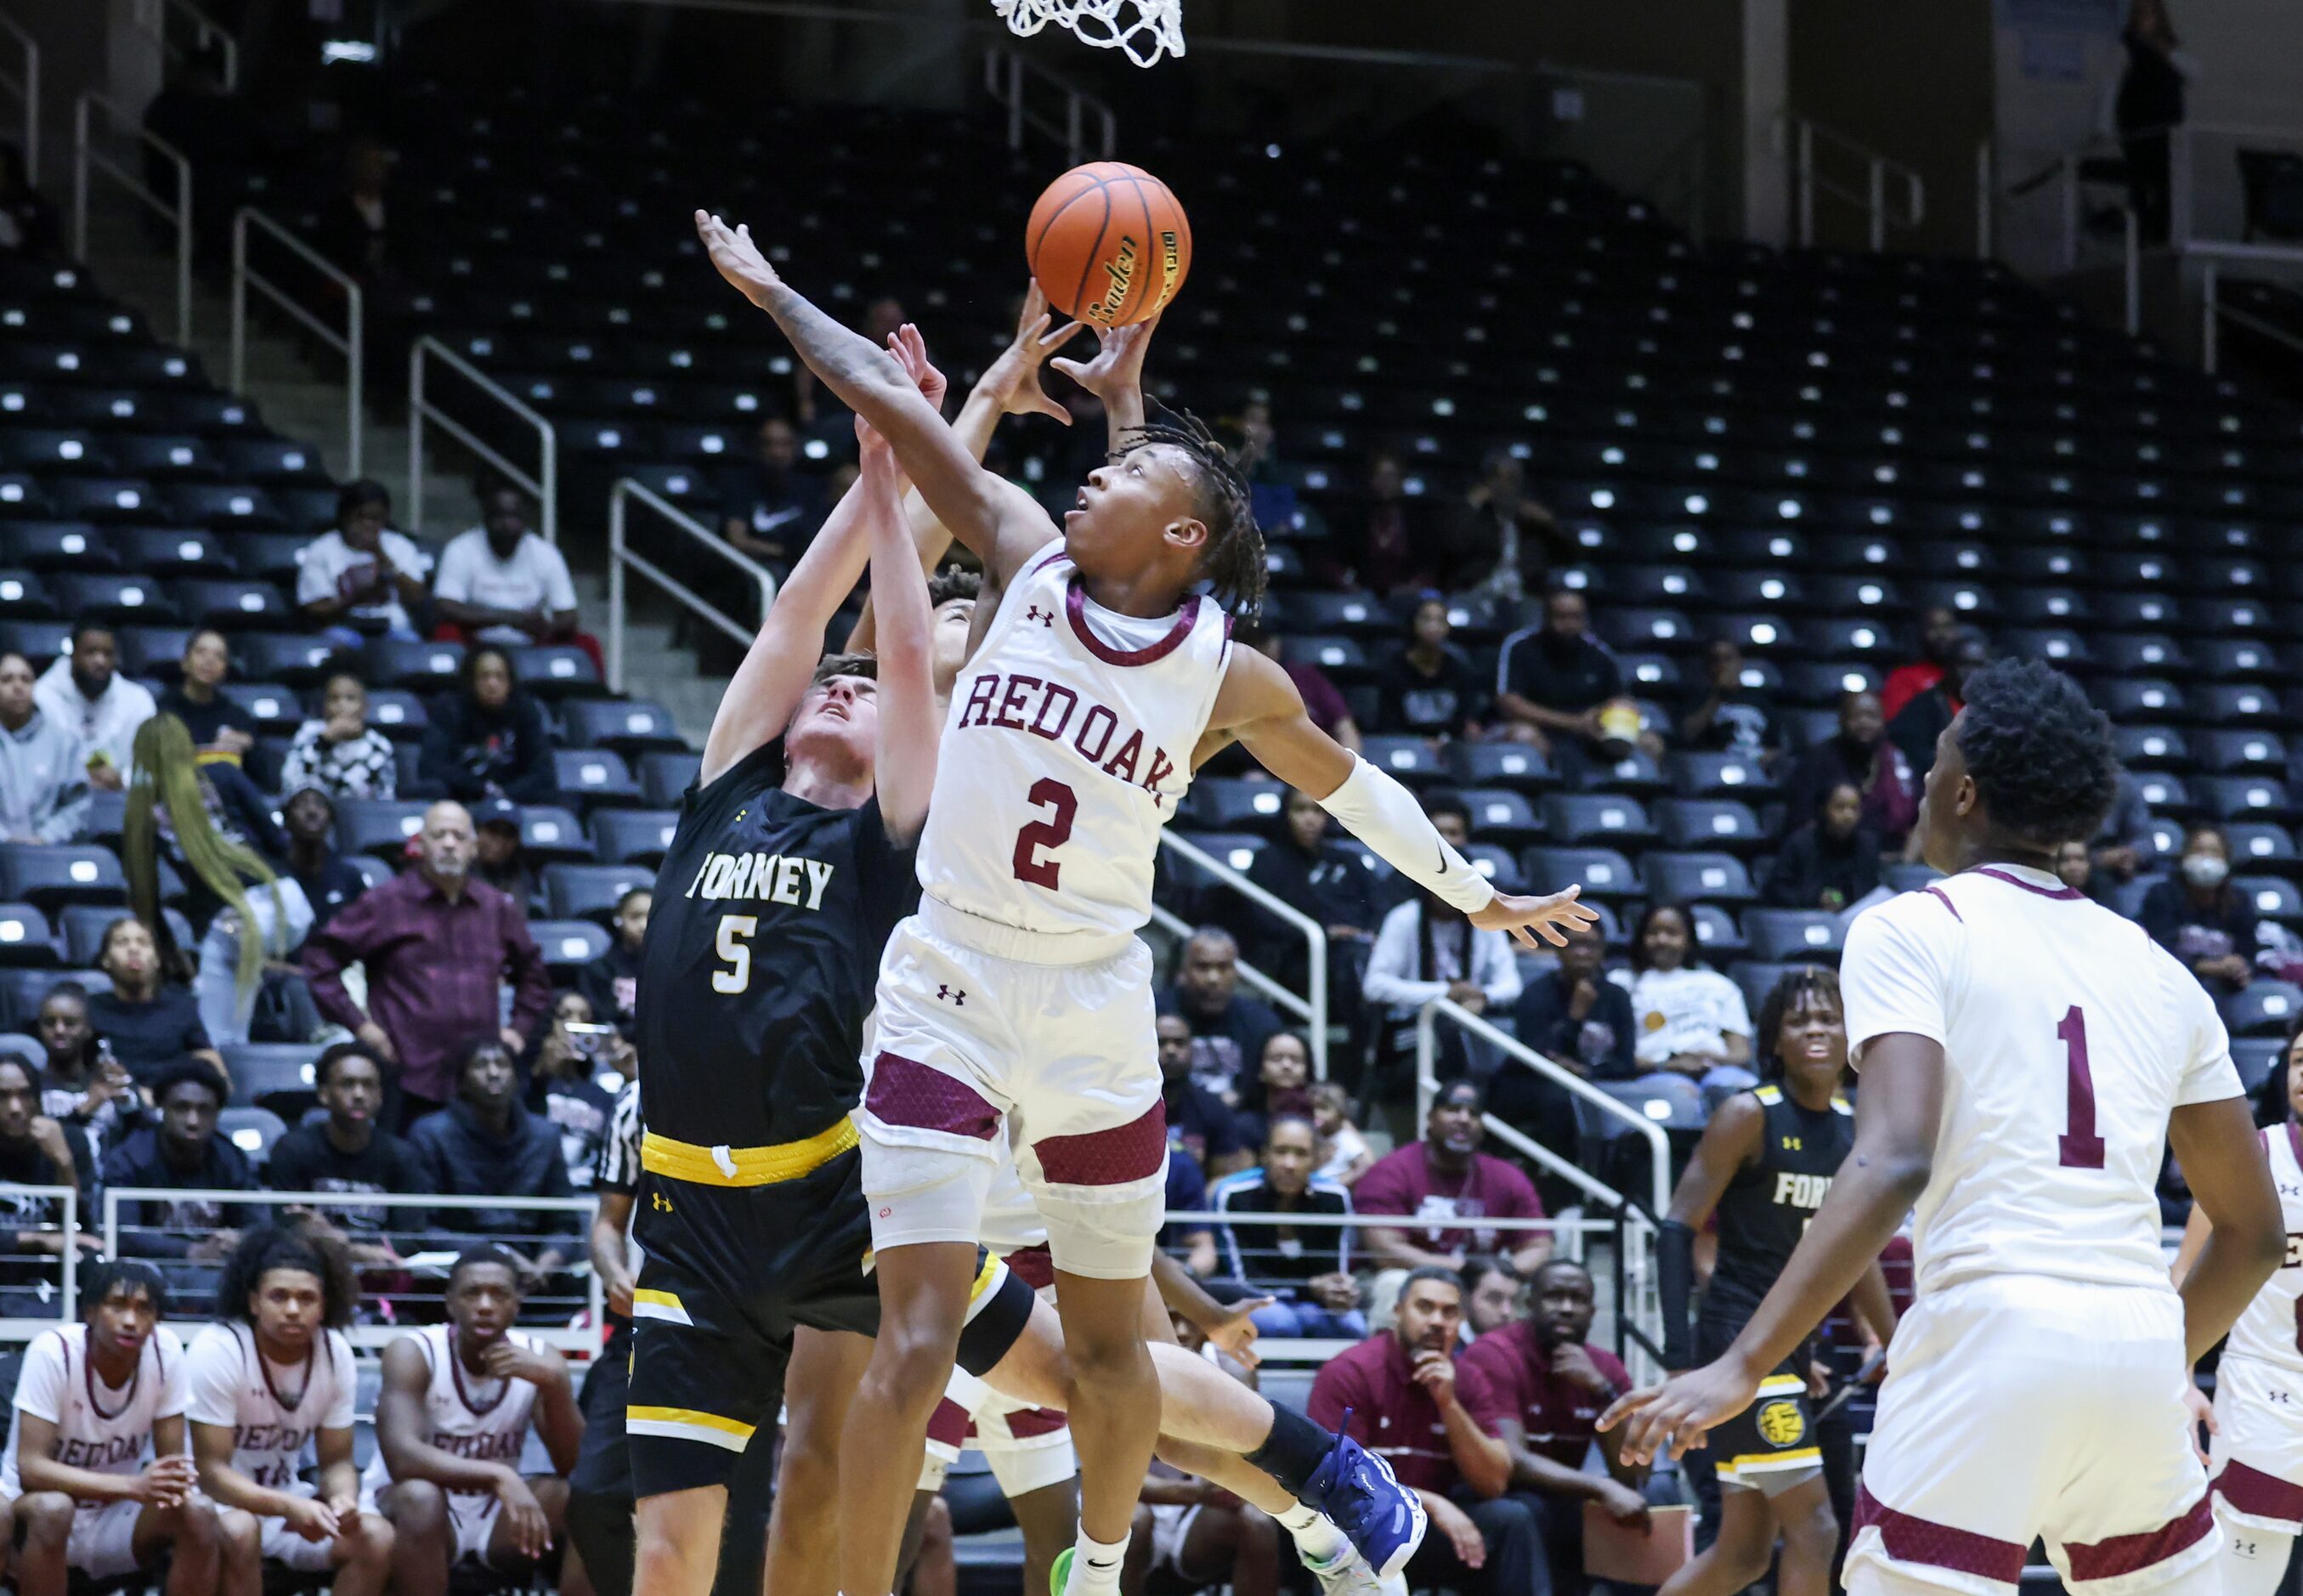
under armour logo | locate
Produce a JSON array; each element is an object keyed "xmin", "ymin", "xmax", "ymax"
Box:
[
  {"xmin": 650, "ymin": 1191, "xmax": 674, "ymax": 1213},
  {"xmin": 1024, "ymin": 606, "xmax": 1054, "ymax": 627},
  {"xmin": 936, "ymin": 984, "xmax": 966, "ymax": 1005}
]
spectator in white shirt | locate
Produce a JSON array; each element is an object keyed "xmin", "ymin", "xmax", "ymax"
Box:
[
  {"xmin": 1610, "ymin": 901, "xmax": 1758, "ymax": 1109},
  {"xmin": 280, "ymin": 671, "xmax": 397, "ymax": 801},
  {"xmin": 0, "ymin": 652, "xmax": 88, "ymax": 844},
  {"xmin": 1362, "ymin": 794, "xmax": 1522, "ymax": 1081},
  {"xmin": 433, "ymin": 482, "xmax": 600, "ymax": 673},
  {"xmin": 33, "ymin": 621, "xmax": 154, "ymax": 792},
  {"xmin": 297, "ymin": 480, "xmax": 431, "ymax": 649}
]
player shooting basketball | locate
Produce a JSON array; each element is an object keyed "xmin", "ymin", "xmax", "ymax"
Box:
[{"xmin": 696, "ymin": 207, "xmax": 1598, "ymax": 1596}]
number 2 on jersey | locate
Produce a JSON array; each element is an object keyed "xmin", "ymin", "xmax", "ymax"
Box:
[
  {"xmin": 2056, "ymin": 1005, "xmax": 2106, "ymax": 1170},
  {"xmin": 1011, "ymin": 778, "xmax": 1078, "ymax": 889}
]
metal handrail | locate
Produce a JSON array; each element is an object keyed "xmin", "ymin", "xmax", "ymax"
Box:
[
  {"xmin": 1155, "ymin": 830, "xmax": 1328, "ymax": 1081},
  {"xmin": 1776, "ymin": 111, "xmax": 1924, "ymax": 252},
  {"xmin": 2192, "ymin": 241, "xmax": 2303, "ymax": 375},
  {"xmin": 101, "ymin": 1188, "xmax": 603, "ymax": 1358},
  {"xmin": 0, "ymin": 14, "xmax": 37, "ymax": 186},
  {"xmin": 71, "ymin": 94, "xmax": 193, "ymax": 346},
  {"xmin": 132, "ymin": 0, "xmax": 240, "ymax": 93},
  {"xmin": 606, "ymin": 477, "xmax": 778, "ymax": 693},
  {"xmin": 233, "ymin": 207, "xmax": 364, "ymax": 477},
  {"xmin": 410, "ymin": 336, "xmax": 559, "ymax": 544},
  {"xmin": 983, "ymin": 48, "xmax": 1116, "ymax": 165},
  {"xmin": 0, "ymin": 1183, "xmax": 83, "ymax": 1342}
]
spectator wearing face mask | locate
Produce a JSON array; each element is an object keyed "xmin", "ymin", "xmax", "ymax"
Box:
[{"xmin": 2139, "ymin": 821, "xmax": 2257, "ymax": 994}]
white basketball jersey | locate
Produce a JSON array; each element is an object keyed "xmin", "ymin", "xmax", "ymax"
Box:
[
  {"xmin": 184, "ymin": 1322, "xmax": 358, "ymax": 1492},
  {"xmin": 359, "ymin": 1324, "xmax": 542, "ymax": 1503},
  {"xmin": 1841, "ymin": 863, "xmax": 2243, "ymax": 1299},
  {"xmin": 917, "ymin": 549, "xmax": 1231, "ymax": 941},
  {"xmin": 0, "ymin": 1323, "xmax": 186, "ymax": 1498},
  {"xmin": 2226, "ymin": 1124, "xmax": 2303, "ymax": 1372}
]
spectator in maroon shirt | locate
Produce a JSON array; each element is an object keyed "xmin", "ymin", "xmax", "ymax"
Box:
[
  {"xmin": 1355, "ymin": 1080, "xmax": 1552, "ymax": 1277},
  {"xmin": 304, "ymin": 800, "xmax": 551, "ymax": 1125},
  {"xmin": 1308, "ymin": 1268, "xmax": 1537, "ymax": 1596},
  {"xmin": 1459, "ymin": 1259, "xmax": 1649, "ymax": 1596},
  {"xmin": 1340, "ymin": 450, "xmax": 1442, "ymax": 597}
]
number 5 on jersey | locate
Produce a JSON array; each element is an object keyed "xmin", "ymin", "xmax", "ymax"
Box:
[
  {"xmin": 714, "ymin": 914, "xmax": 757, "ymax": 993},
  {"xmin": 1011, "ymin": 778, "xmax": 1078, "ymax": 889}
]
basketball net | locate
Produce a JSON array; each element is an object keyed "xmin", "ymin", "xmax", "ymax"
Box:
[{"xmin": 993, "ymin": 0, "xmax": 1184, "ymax": 68}]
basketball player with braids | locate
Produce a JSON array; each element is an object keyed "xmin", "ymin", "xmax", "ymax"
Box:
[{"xmin": 698, "ymin": 211, "xmax": 1597, "ymax": 1596}]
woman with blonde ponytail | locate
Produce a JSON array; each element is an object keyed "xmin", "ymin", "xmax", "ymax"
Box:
[{"xmin": 123, "ymin": 716, "xmax": 314, "ymax": 1045}]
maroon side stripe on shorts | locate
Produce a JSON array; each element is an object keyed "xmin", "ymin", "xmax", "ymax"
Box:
[
  {"xmin": 866, "ymin": 1053, "xmax": 1002, "ymax": 1140},
  {"xmin": 1006, "ymin": 1243, "xmax": 1056, "ymax": 1292},
  {"xmin": 1033, "ymin": 1101, "xmax": 1168, "ymax": 1186},
  {"xmin": 2217, "ymin": 1463, "xmax": 2303, "ymax": 1525},
  {"xmin": 1853, "ymin": 1485, "xmax": 2026, "ymax": 1584},
  {"xmin": 2062, "ymin": 1496, "xmax": 2214, "ymax": 1582}
]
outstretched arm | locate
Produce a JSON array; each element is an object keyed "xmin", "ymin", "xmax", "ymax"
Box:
[
  {"xmin": 1210, "ymin": 648, "xmax": 1599, "ymax": 949},
  {"xmin": 697, "ymin": 212, "xmax": 1055, "ymax": 586},
  {"xmin": 1052, "ymin": 314, "xmax": 1157, "ymax": 450},
  {"xmin": 858, "ymin": 412, "xmax": 938, "ymax": 846}
]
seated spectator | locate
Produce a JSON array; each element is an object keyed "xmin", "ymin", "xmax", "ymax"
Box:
[
  {"xmin": 2091, "ymin": 767, "xmax": 2155, "ymax": 898},
  {"xmin": 1494, "ymin": 589, "xmax": 1645, "ymax": 773},
  {"xmin": 156, "ymin": 631, "xmax": 257, "ymax": 765},
  {"xmin": 1502, "ymin": 924, "xmax": 1635, "ymax": 1171},
  {"xmin": 127, "ymin": 716, "xmax": 314, "ymax": 1046},
  {"xmin": 297, "ymin": 480, "xmax": 432, "ymax": 648},
  {"xmin": 316, "ymin": 138, "xmax": 395, "ymax": 279},
  {"xmin": 0, "ymin": 649, "xmax": 89, "ymax": 842},
  {"xmin": 1232, "ymin": 1029, "xmax": 1315, "ymax": 1153},
  {"xmin": 1157, "ymin": 926, "xmax": 1283, "ymax": 1106},
  {"xmin": 2054, "ymin": 838, "xmax": 2095, "ymax": 897},
  {"xmin": 1233, "ymin": 625, "xmax": 1361, "ymax": 756},
  {"xmin": 99, "ymin": 1059, "xmax": 252, "ymax": 1261},
  {"xmin": 1782, "ymin": 689, "xmax": 1918, "ymax": 851},
  {"xmin": 528, "ymin": 990, "xmax": 631, "ymax": 1190},
  {"xmin": 7, "ymin": 1259, "xmax": 239, "ymax": 1596},
  {"xmin": 1375, "ymin": 595, "xmax": 1487, "ymax": 740},
  {"xmin": 1887, "ymin": 630, "xmax": 1987, "ymax": 782},
  {"xmin": 1366, "ymin": 795, "xmax": 1522, "ymax": 1085},
  {"xmin": 185, "ymin": 1226, "xmax": 393, "ymax": 1593},
  {"xmin": 1356, "ymin": 1081, "xmax": 1550, "ymax": 1277},
  {"xmin": 1460, "ymin": 1256, "xmax": 1523, "ymax": 1343},
  {"xmin": 472, "ymin": 799, "xmax": 538, "ymax": 905},
  {"xmin": 1159, "ymin": 1014, "xmax": 1248, "ymax": 1178},
  {"xmin": 1242, "ymin": 788, "xmax": 1378, "ymax": 1005},
  {"xmin": 264, "ymin": 1042, "xmax": 427, "ymax": 1268},
  {"xmin": 1615, "ymin": 902, "xmax": 1757, "ymax": 1095},
  {"xmin": 1306, "ymin": 1269, "xmax": 1527, "ymax": 1596},
  {"xmin": 280, "ymin": 671, "xmax": 397, "ymax": 801},
  {"xmin": 304, "ymin": 801, "xmax": 551, "ymax": 1124},
  {"xmin": 1762, "ymin": 782, "xmax": 1887, "ymax": 916},
  {"xmin": 1338, "ymin": 449, "xmax": 1441, "ymax": 596},
  {"xmin": 369, "ymin": 1246, "xmax": 581, "ymax": 1590},
  {"xmin": 0, "ymin": 144, "xmax": 59, "ymax": 259},
  {"xmin": 1309, "ymin": 1082, "xmax": 1376, "ymax": 1187},
  {"xmin": 1451, "ymin": 449, "xmax": 1561, "ymax": 602},
  {"xmin": 1878, "ymin": 604, "xmax": 1960, "ymax": 723},
  {"xmin": 88, "ymin": 917, "xmax": 227, "ymax": 1084},
  {"xmin": 416, "ymin": 647, "xmax": 558, "ymax": 805},
  {"xmin": 35, "ymin": 620, "xmax": 154, "ymax": 793},
  {"xmin": 0, "ymin": 1053, "xmax": 96, "ymax": 1274},
  {"xmin": 1678, "ymin": 637, "xmax": 1780, "ymax": 762},
  {"xmin": 408, "ymin": 1038, "xmax": 578, "ymax": 1282},
  {"xmin": 1163, "ymin": 1135, "xmax": 1219, "ymax": 1278},
  {"xmin": 1457, "ymin": 1258, "xmax": 1649, "ymax": 1589},
  {"xmin": 433, "ymin": 481, "xmax": 602, "ymax": 673},
  {"xmin": 34, "ymin": 982, "xmax": 147, "ymax": 1157},
  {"xmin": 576, "ymin": 886, "xmax": 649, "ymax": 1039},
  {"xmin": 280, "ymin": 786, "xmax": 371, "ymax": 937},
  {"xmin": 1211, "ymin": 1112, "xmax": 1364, "ymax": 1339},
  {"xmin": 2141, "ymin": 821, "xmax": 2258, "ymax": 994},
  {"xmin": 717, "ymin": 416, "xmax": 825, "ymax": 565}
]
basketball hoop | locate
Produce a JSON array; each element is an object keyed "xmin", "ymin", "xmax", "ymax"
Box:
[{"xmin": 993, "ymin": 0, "xmax": 1184, "ymax": 68}]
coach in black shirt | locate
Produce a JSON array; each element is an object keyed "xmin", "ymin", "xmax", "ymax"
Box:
[{"xmin": 1495, "ymin": 589, "xmax": 1627, "ymax": 768}]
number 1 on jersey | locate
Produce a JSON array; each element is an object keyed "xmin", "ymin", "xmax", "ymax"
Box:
[
  {"xmin": 1011, "ymin": 778, "xmax": 1078, "ymax": 889},
  {"xmin": 2057, "ymin": 1005, "xmax": 2105, "ymax": 1169}
]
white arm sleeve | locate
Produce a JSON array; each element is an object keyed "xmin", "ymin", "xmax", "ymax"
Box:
[{"xmin": 1316, "ymin": 756, "xmax": 1495, "ymax": 914}]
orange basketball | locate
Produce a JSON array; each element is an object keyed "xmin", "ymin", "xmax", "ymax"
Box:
[{"xmin": 1027, "ymin": 161, "xmax": 1191, "ymax": 329}]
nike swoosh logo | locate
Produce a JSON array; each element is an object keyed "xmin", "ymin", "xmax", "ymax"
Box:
[{"xmin": 1434, "ymin": 842, "xmax": 1446, "ymax": 872}]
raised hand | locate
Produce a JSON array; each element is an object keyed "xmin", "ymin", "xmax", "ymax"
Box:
[
  {"xmin": 1050, "ymin": 312, "xmax": 1160, "ymax": 403},
  {"xmin": 694, "ymin": 211, "xmax": 781, "ymax": 307},
  {"xmin": 885, "ymin": 323, "xmax": 948, "ymax": 412},
  {"xmin": 1469, "ymin": 884, "xmax": 1601, "ymax": 950},
  {"xmin": 980, "ymin": 283, "xmax": 1084, "ymax": 423}
]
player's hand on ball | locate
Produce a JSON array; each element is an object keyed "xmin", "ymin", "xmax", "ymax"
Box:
[
  {"xmin": 985, "ymin": 285, "xmax": 1082, "ymax": 423},
  {"xmin": 694, "ymin": 211, "xmax": 781, "ymax": 305},
  {"xmin": 1050, "ymin": 312, "xmax": 1160, "ymax": 402},
  {"xmin": 1599, "ymin": 1358, "xmax": 1762, "ymax": 1465},
  {"xmin": 1469, "ymin": 885, "xmax": 1600, "ymax": 950},
  {"xmin": 884, "ymin": 323, "xmax": 948, "ymax": 411}
]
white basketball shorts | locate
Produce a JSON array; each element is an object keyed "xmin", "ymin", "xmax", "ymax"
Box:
[
  {"xmin": 259, "ymin": 1482, "xmax": 339, "ymax": 1573},
  {"xmin": 63, "ymin": 1497, "xmax": 150, "ymax": 1578},
  {"xmin": 1846, "ymin": 1274, "xmax": 2214, "ymax": 1596},
  {"xmin": 362, "ymin": 1480, "xmax": 502, "ymax": 1565},
  {"xmin": 916, "ymin": 1369, "xmax": 1077, "ymax": 1498},
  {"xmin": 2210, "ymin": 1355, "xmax": 2303, "ymax": 1533},
  {"xmin": 858, "ymin": 897, "xmax": 1167, "ymax": 1280}
]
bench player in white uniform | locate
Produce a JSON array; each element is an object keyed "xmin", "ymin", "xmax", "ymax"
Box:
[
  {"xmin": 365, "ymin": 1245, "xmax": 584, "ymax": 1593},
  {"xmin": 699, "ymin": 215, "xmax": 1601, "ymax": 1596},
  {"xmin": 1604, "ymin": 659, "xmax": 2286, "ymax": 1596},
  {"xmin": 186, "ymin": 1225, "xmax": 394, "ymax": 1596},
  {"xmin": 2173, "ymin": 1027, "xmax": 2303, "ymax": 1596},
  {"xmin": 5, "ymin": 1260, "xmax": 230, "ymax": 1594}
]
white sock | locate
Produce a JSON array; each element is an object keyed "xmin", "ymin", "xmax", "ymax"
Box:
[
  {"xmin": 1278, "ymin": 1505, "xmax": 1348, "ymax": 1566},
  {"xmin": 1069, "ymin": 1530, "xmax": 1129, "ymax": 1596},
  {"xmin": 2215, "ymin": 1507, "xmax": 2295, "ymax": 1596}
]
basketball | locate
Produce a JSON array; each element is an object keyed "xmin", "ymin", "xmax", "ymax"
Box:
[{"xmin": 1026, "ymin": 161, "xmax": 1191, "ymax": 328}]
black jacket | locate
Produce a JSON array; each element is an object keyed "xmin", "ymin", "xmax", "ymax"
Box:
[
  {"xmin": 1514, "ymin": 971, "xmax": 1638, "ymax": 1080},
  {"xmin": 99, "ymin": 1129, "xmax": 255, "ymax": 1257},
  {"xmin": 576, "ymin": 943, "xmax": 644, "ymax": 1039},
  {"xmin": 418, "ymin": 692, "xmax": 558, "ymax": 804},
  {"xmin": 407, "ymin": 1100, "xmax": 577, "ymax": 1241},
  {"xmin": 1762, "ymin": 823, "xmax": 1883, "ymax": 912}
]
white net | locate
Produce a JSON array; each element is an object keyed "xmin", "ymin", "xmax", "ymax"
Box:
[{"xmin": 992, "ymin": 0, "xmax": 1184, "ymax": 68}]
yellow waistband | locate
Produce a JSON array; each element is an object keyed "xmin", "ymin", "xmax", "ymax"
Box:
[{"xmin": 641, "ymin": 1119, "xmax": 859, "ymax": 1187}]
